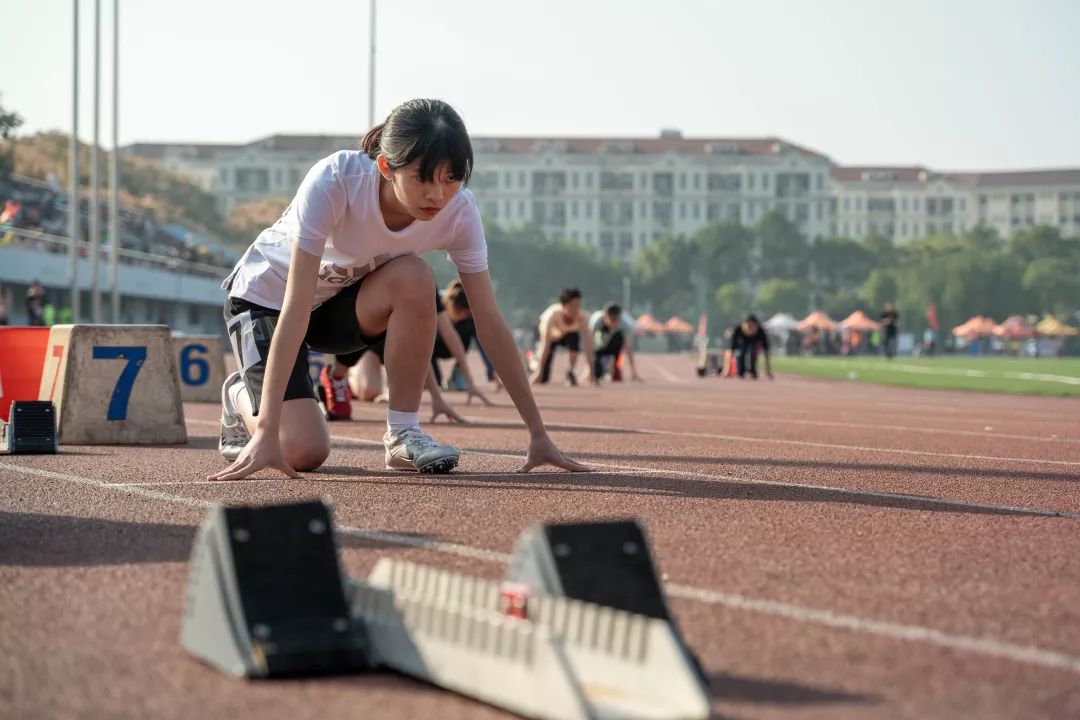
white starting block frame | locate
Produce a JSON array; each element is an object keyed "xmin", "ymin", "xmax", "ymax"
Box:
[
  {"xmin": 353, "ymin": 558, "xmax": 710, "ymax": 720},
  {"xmin": 38, "ymin": 325, "xmax": 187, "ymax": 445},
  {"xmin": 172, "ymin": 334, "xmax": 226, "ymax": 403}
]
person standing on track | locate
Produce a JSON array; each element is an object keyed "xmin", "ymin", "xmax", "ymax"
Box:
[
  {"xmin": 211, "ymin": 99, "xmax": 590, "ymax": 480},
  {"xmin": 531, "ymin": 288, "xmax": 597, "ymax": 386},
  {"xmin": 880, "ymin": 301, "xmax": 900, "ymax": 359},
  {"xmin": 724, "ymin": 314, "xmax": 773, "ymax": 380},
  {"xmin": 588, "ymin": 302, "xmax": 641, "ymax": 382}
]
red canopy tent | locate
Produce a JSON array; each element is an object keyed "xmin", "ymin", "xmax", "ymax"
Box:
[
  {"xmin": 952, "ymin": 315, "xmax": 996, "ymax": 339},
  {"xmin": 664, "ymin": 316, "xmax": 695, "ymax": 334},
  {"xmin": 633, "ymin": 313, "xmax": 667, "ymax": 334},
  {"xmin": 992, "ymin": 315, "xmax": 1035, "ymax": 340},
  {"xmin": 840, "ymin": 310, "xmax": 882, "ymax": 332},
  {"xmin": 797, "ymin": 311, "xmax": 838, "ymax": 332}
]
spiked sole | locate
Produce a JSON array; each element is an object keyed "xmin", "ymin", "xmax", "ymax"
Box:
[{"xmin": 385, "ymin": 453, "xmax": 459, "ymax": 474}]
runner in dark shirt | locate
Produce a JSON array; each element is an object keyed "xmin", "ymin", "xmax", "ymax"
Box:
[
  {"xmin": 880, "ymin": 302, "xmax": 900, "ymax": 359},
  {"xmin": 725, "ymin": 314, "xmax": 773, "ymax": 380}
]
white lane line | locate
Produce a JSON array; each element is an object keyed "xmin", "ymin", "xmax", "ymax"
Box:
[
  {"xmin": 3, "ymin": 459, "xmax": 1079, "ymax": 675},
  {"xmin": 641, "ymin": 355, "xmax": 688, "ymax": 384},
  {"xmin": 189, "ymin": 420, "xmax": 1077, "ymax": 520},
  {"xmin": 630, "ymin": 411, "xmax": 1080, "ymax": 445},
  {"xmin": 325, "ymin": 410, "xmax": 1080, "ymax": 468}
]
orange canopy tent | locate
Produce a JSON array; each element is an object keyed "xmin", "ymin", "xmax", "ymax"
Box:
[
  {"xmin": 840, "ymin": 310, "xmax": 882, "ymax": 332},
  {"xmin": 633, "ymin": 313, "xmax": 667, "ymax": 334},
  {"xmin": 664, "ymin": 316, "xmax": 695, "ymax": 334},
  {"xmin": 952, "ymin": 315, "xmax": 996, "ymax": 338},
  {"xmin": 992, "ymin": 315, "xmax": 1035, "ymax": 340},
  {"xmin": 797, "ymin": 311, "xmax": 838, "ymax": 332}
]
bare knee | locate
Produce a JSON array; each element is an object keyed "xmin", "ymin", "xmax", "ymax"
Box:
[
  {"xmin": 383, "ymin": 255, "xmax": 435, "ymax": 307},
  {"xmin": 283, "ymin": 437, "xmax": 330, "ymax": 472}
]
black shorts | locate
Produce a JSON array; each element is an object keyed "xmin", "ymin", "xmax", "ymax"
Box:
[
  {"xmin": 332, "ymin": 287, "xmax": 444, "ymax": 369},
  {"xmin": 553, "ymin": 331, "xmax": 581, "ymax": 352},
  {"xmin": 223, "ymin": 278, "xmax": 386, "ymax": 415}
]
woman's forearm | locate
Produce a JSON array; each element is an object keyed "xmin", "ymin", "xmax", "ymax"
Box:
[{"xmin": 477, "ymin": 317, "xmax": 545, "ymax": 436}]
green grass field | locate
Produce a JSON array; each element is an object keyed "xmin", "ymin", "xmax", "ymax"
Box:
[{"xmin": 772, "ymin": 355, "xmax": 1080, "ymax": 397}]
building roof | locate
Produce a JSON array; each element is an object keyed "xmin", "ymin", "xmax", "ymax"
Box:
[
  {"xmin": 122, "ymin": 142, "xmax": 239, "ymax": 159},
  {"xmin": 471, "ymin": 135, "xmax": 830, "ymax": 161},
  {"xmin": 942, "ymin": 169, "xmax": 1080, "ymax": 187},
  {"xmin": 830, "ymin": 166, "xmax": 936, "ymax": 183}
]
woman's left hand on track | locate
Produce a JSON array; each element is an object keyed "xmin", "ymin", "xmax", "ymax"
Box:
[
  {"xmin": 430, "ymin": 394, "xmax": 468, "ymax": 424},
  {"xmin": 517, "ymin": 434, "xmax": 593, "ymax": 473},
  {"xmin": 466, "ymin": 386, "xmax": 495, "ymax": 406}
]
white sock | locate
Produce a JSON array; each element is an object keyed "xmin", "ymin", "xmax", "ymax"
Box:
[{"xmin": 387, "ymin": 409, "xmax": 421, "ymax": 435}]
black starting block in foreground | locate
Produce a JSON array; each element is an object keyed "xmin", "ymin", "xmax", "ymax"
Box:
[
  {"xmin": 2, "ymin": 401, "xmax": 58, "ymax": 454},
  {"xmin": 506, "ymin": 518, "xmax": 707, "ymax": 684},
  {"xmin": 181, "ymin": 500, "xmax": 370, "ymax": 678}
]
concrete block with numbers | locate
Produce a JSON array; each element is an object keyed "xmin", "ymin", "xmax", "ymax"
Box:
[
  {"xmin": 172, "ymin": 334, "xmax": 226, "ymax": 403},
  {"xmin": 38, "ymin": 325, "xmax": 187, "ymax": 445}
]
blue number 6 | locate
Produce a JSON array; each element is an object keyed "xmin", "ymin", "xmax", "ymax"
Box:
[
  {"xmin": 180, "ymin": 343, "xmax": 210, "ymax": 386},
  {"xmin": 92, "ymin": 346, "xmax": 147, "ymax": 421}
]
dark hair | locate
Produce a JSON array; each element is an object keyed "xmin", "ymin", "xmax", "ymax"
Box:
[
  {"xmin": 603, "ymin": 302, "xmax": 622, "ymax": 317},
  {"xmin": 559, "ymin": 288, "xmax": 582, "ymax": 305},
  {"xmin": 744, "ymin": 314, "xmax": 760, "ymax": 325},
  {"xmin": 361, "ymin": 99, "xmax": 473, "ymax": 184},
  {"xmin": 445, "ymin": 279, "xmax": 470, "ymax": 311}
]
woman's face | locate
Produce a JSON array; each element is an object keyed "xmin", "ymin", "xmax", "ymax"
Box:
[{"xmin": 379, "ymin": 156, "xmax": 462, "ymax": 221}]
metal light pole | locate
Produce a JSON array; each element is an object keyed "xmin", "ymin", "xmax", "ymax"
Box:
[
  {"xmin": 68, "ymin": 0, "xmax": 81, "ymax": 322},
  {"xmin": 89, "ymin": 0, "xmax": 101, "ymax": 323},
  {"xmin": 108, "ymin": 0, "xmax": 120, "ymax": 323},
  {"xmin": 368, "ymin": 0, "xmax": 376, "ymax": 127}
]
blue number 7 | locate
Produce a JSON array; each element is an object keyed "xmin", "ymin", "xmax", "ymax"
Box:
[{"xmin": 92, "ymin": 346, "xmax": 148, "ymax": 421}]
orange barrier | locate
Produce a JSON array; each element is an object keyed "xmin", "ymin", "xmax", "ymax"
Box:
[{"xmin": 0, "ymin": 327, "xmax": 51, "ymax": 422}]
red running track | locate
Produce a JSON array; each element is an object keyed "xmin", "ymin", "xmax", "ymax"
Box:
[{"xmin": 2, "ymin": 354, "xmax": 1079, "ymax": 719}]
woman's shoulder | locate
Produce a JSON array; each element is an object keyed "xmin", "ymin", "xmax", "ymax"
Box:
[{"xmin": 317, "ymin": 149, "xmax": 377, "ymax": 177}]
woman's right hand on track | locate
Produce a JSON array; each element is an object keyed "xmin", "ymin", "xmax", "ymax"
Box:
[{"xmin": 207, "ymin": 427, "xmax": 299, "ymax": 481}]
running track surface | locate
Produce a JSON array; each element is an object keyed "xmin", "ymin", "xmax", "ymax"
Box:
[{"xmin": 3, "ymin": 354, "xmax": 1079, "ymax": 720}]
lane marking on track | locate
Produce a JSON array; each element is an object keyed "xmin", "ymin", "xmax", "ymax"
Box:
[
  {"xmin": 641, "ymin": 355, "xmax": 688, "ymax": 384},
  {"xmin": 188, "ymin": 421, "xmax": 1080, "ymax": 520},
  {"xmin": 629, "ymin": 411, "xmax": 1080, "ymax": 445},
  {"xmin": 329, "ymin": 408, "xmax": 1080, "ymax": 468},
  {"xmin": 4, "ymin": 459, "xmax": 1080, "ymax": 675}
]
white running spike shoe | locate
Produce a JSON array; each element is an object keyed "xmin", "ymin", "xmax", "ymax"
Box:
[
  {"xmin": 384, "ymin": 427, "xmax": 459, "ymax": 473},
  {"xmin": 219, "ymin": 372, "xmax": 251, "ymax": 462}
]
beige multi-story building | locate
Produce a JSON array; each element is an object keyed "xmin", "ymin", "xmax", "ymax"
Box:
[
  {"xmin": 125, "ymin": 134, "xmax": 1080, "ymax": 256},
  {"xmin": 831, "ymin": 167, "xmax": 1080, "ymax": 243}
]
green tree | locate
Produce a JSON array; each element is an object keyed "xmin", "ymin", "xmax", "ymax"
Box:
[
  {"xmin": 860, "ymin": 269, "xmax": 899, "ymax": 312},
  {"xmin": 693, "ymin": 221, "xmax": 753, "ymax": 287},
  {"xmin": 810, "ymin": 236, "xmax": 874, "ymax": 296},
  {"xmin": 1022, "ymin": 258, "xmax": 1080, "ymax": 316},
  {"xmin": 0, "ymin": 94, "xmax": 25, "ymax": 177},
  {"xmin": 633, "ymin": 234, "xmax": 696, "ymax": 318},
  {"xmin": 753, "ymin": 278, "xmax": 807, "ymax": 318},
  {"xmin": 754, "ymin": 210, "xmax": 809, "ymax": 281},
  {"xmin": 713, "ymin": 282, "xmax": 751, "ymax": 331}
]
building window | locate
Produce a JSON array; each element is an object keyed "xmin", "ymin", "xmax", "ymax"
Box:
[
  {"xmin": 571, "ymin": 201, "xmax": 579, "ymax": 218},
  {"xmin": 639, "ymin": 173, "xmax": 647, "ymax": 189},
  {"xmin": 842, "ymin": 222, "xmax": 849, "ymax": 235},
  {"xmin": 958, "ymin": 197, "xmax": 966, "ymax": 211},
  {"xmin": 585, "ymin": 173, "xmax": 593, "ymax": 188},
  {"xmin": 504, "ymin": 171, "xmax": 512, "ymax": 187},
  {"xmin": 600, "ymin": 172, "xmax": 634, "ymax": 191},
  {"xmin": 572, "ymin": 172, "xmax": 579, "ymax": 189},
  {"xmin": 187, "ymin": 304, "xmax": 201, "ymax": 326},
  {"xmin": 585, "ymin": 201, "xmax": 593, "ymax": 219},
  {"xmin": 748, "ymin": 173, "xmax": 755, "ymax": 190},
  {"xmin": 274, "ymin": 168, "xmax": 282, "ymax": 187},
  {"xmin": 693, "ymin": 202, "xmax": 700, "ymax": 220},
  {"xmin": 763, "ymin": 174, "xmax": 770, "ymax": 191},
  {"xmin": 503, "ymin": 200, "xmax": 511, "ymax": 218},
  {"xmin": 519, "ymin": 171, "xmax": 526, "ymax": 188},
  {"xmin": 518, "ymin": 200, "xmax": 525, "ymax": 216},
  {"xmin": 693, "ymin": 174, "xmax": 701, "ymax": 190},
  {"xmin": 901, "ymin": 197, "xmax": 908, "ymax": 211},
  {"xmin": 815, "ymin": 201, "xmax": 822, "ymax": 220},
  {"xmin": 679, "ymin": 173, "xmax": 686, "ymax": 190},
  {"xmin": 706, "ymin": 173, "xmax": 742, "ymax": 191},
  {"xmin": 679, "ymin": 202, "xmax": 687, "ymax": 219},
  {"xmin": 913, "ymin": 197, "xmax": 920, "ymax": 211},
  {"xmin": 639, "ymin": 201, "xmax": 647, "ymax": 218},
  {"xmin": 817, "ymin": 173, "xmax": 825, "ymax": 190},
  {"xmin": 901, "ymin": 223, "xmax": 907, "ymax": 235},
  {"xmin": 855, "ymin": 197, "xmax": 862, "ymax": 211},
  {"xmin": 843, "ymin": 197, "xmax": 850, "ymax": 211},
  {"xmin": 218, "ymin": 168, "xmax": 229, "ymax": 186},
  {"xmin": 585, "ymin": 231, "xmax": 592, "ymax": 243}
]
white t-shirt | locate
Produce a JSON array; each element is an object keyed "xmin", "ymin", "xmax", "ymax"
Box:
[{"xmin": 223, "ymin": 150, "xmax": 488, "ymax": 309}]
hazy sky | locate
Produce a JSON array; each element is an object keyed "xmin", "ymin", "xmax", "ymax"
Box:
[{"xmin": 7, "ymin": 0, "xmax": 1079, "ymax": 170}]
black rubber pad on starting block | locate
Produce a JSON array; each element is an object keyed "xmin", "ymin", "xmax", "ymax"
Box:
[
  {"xmin": 181, "ymin": 500, "xmax": 370, "ymax": 678},
  {"xmin": 506, "ymin": 519, "xmax": 671, "ymax": 620},
  {"xmin": 3, "ymin": 401, "xmax": 58, "ymax": 454}
]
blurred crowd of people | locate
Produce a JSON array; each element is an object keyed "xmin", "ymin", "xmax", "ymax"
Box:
[{"xmin": 0, "ymin": 175, "xmax": 236, "ymax": 277}]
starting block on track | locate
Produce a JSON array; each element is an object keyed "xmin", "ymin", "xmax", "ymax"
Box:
[
  {"xmin": 38, "ymin": 325, "xmax": 187, "ymax": 445},
  {"xmin": 1, "ymin": 401, "xmax": 58, "ymax": 454},
  {"xmin": 172, "ymin": 334, "xmax": 226, "ymax": 403},
  {"xmin": 0, "ymin": 326, "xmax": 51, "ymax": 422},
  {"xmin": 181, "ymin": 501, "xmax": 710, "ymax": 719}
]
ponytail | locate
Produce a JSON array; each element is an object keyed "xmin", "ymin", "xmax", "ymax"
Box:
[{"xmin": 362, "ymin": 123, "xmax": 385, "ymax": 159}]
